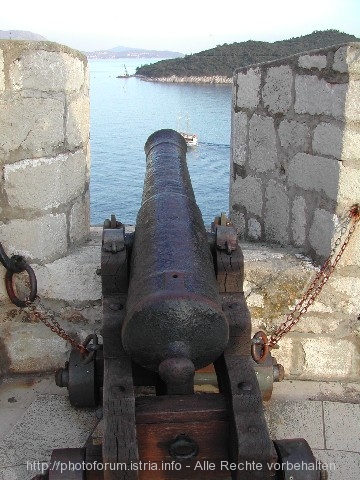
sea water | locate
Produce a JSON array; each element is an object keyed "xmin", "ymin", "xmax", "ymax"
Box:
[{"xmin": 89, "ymin": 58, "xmax": 232, "ymax": 226}]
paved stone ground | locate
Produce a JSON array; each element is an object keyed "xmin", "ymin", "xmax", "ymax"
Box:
[{"xmin": 0, "ymin": 375, "xmax": 359, "ymax": 479}]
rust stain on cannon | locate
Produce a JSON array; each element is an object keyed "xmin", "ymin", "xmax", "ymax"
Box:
[{"xmin": 121, "ymin": 129, "xmax": 229, "ymax": 380}]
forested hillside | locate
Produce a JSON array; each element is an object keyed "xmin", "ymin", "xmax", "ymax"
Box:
[{"xmin": 135, "ymin": 30, "xmax": 360, "ymax": 79}]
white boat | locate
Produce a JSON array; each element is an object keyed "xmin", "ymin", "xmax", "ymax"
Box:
[
  {"xmin": 179, "ymin": 131, "xmax": 198, "ymax": 147},
  {"xmin": 177, "ymin": 114, "xmax": 198, "ymax": 147}
]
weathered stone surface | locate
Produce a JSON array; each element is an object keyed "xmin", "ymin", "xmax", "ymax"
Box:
[
  {"xmin": 231, "ymin": 111, "xmax": 248, "ymax": 165},
  {"xmin": 2, "ymin": 323, "xmax": 69, "ymax": 373},
  {"xmin": 0, "ymin": 97, "xmax": 64, "ymax": 162},
  {"xmin": 231, "ymin": 176, "xmax": 262, "ymax": 216},
  {"xmin": 66, "ymin": 94, "xmax": 90, "ymax": 149},
  {"xmin": 9, "ymin": 50, "xmax": 86, "ymax": 93},
  {"xmin": 3, "ymin": 151, "xmax": 88, "ymax": 211},
  {"xmin": 69, "ymin": 190, "xmax": 90, "ymax": 244},
  {"xmin": 328, "ymin": 276, "xmax": 360, "ymax": 316},
  {"xmin": 337, "ymin": 165, "xmax": 360, "ymax": 214},
  {"xmin": 0, "ymin": 214, "xmax": 68, "ymax": 263},
  {"xmin": 313, "ymin": 122, "xmax": 343, "ymax": 158},
  {"xmin": 263, "ymin": 65, "xmax": 293, "ymax": 113},
  {"xmin": 342, "ymin": 124, "xmax": 360, "ymax": 161},
  {"xmin": 292, "ymin": 314, "xmax": 342, "ymax": 334},
  {"xmin": 235, "ymin": 67, "xmax": 261, "ymax": 109},
  {"xmin": 309, "ymin": 208, "xmax": 335, "ymax": 257},
  {"xmin": 249, "ymin": 114, "xmax": 277, "ymax": 172},
  {"xmin": 298, "ymin": 54, "xmax": 327, "ymax": 70},
  {"xmin": 333, "ymin": 45, "xmax": 360, "ymax": 74},
  {"xmin": 36, "ymin": 244, "xmax": 101, "ymax": 303},
  {"xmin": 269, "ymin": 336, "xmax": 305, "ymax": 377},
  {"xmin": 346, "ymin": 79, "xmax": 360, "ymax": 121},
  {"xmin": 295, "ymin": 75, "xmax": 347, "ymax": 119},
  {"xmin": 291, "ymin": 196, "xmax": 307, "ymax": 246},
  {"xmin": 302, "ymin": 337, "xmax": 356, "ymax": 379},
  {"xmin": 264, "ymin": 180, "xmax": 289, "ymax": 244},
  {"xmin": 288, "ymin": 153, "xmax": 340, "ymax": 200},
  {"xmin": 248, "ymin": 218, "xmax": 261, "ymax": 240},
  {"xmin": 0, "ymin": 49, "xmax": 4, "ymax": 92},
  {"xmin": 278, "ymin": 119, "xmax": 310, "ymax": 151}
]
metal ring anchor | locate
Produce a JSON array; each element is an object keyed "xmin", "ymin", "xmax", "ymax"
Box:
[
  {"xmin": 5, "ymin": 262, "xmax": 37, "ymax": 308},
  {"xmin": 251, "ymin": 330, "xmax": 269, "ymax": 364}
]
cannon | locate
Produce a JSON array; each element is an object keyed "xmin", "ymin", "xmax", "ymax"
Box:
[{"xmin": 48, "ymin": 130, "xmax": 326, "ymax": 479}]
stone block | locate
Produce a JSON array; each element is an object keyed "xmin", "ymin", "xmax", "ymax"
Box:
[
  {"xmin": 302, "ymin": 337, "xmax": 355, "ymax": 379},
  {"xmin": 69, "ymin": 190, "xmax": 90, "ymax": 244},
  {"xmin": 313, "ymin": 123, "xmax": 343, "ymax": 158},
  {"xmin": 231, "ymin": 111, "xmax": 248, "ymax": 165},
  {"xmin": 249, "ymin": 114, "xmax": 277, "ymax": 172},
  {"xmin": 328, "ymin": 276, "xmax": 360, "ymax": 316},
  {"xmin": 264, "ymin": 180, "xmax": 289, "ymax": 244},
  {"xmin": 0, "ymin": 97, "xmax": 64, "ymax": 162},
  {"xmin": 1, "ymin": 322, "xmax": 69, "ymax": 374},
  {"xmin": 263, "ymin": 65, "xmax": 293, "ymax": 113},
  {"xmin": 248, "ymin": 217, "xmax": 262, "ymax": 240},
  {"xmin": 229, "ymin": 209, "xmax": 246, "ymax": 237},
  {"xmin": 292, "ymin": 314, "xmax": 342, "ymax": 334},
  {"xmin": 9, "ymin": 50, "xmax": 86, "ymax": 93},
  {"xmin": 295, "ymin": 75, "xmax": 347, "ymax": 119},
  {"xmin": 323, "ymin": 401, "xmax": 360, "ymax": 452},
  {"xmin": 333, "ymin": 45, "xmax": 360, "ymax": 74},
  {"xmin": 346, "ymin": 79, "xmax": 360, "ymax": 121},
  {"xmin": 66, "ymin": 94, "xmax": 90, "ymax": 149},
  {"xmin": 291, "ymin": 195, "xmax": 306, "ymax": 246},
  {"xmin": 235, "ymin": 67, "xmax": 261, "ymax": 109},
  {"xmin": 298, "ymin": 54, "xmax": 327, "ymax": 70},
  {"xmin": 309, "ymin": 208, "xmax": 335, "ymax": 258},
  {"xmin": 4, "ymin": 151, "xmax": 88, "ymax": 211},
  {"xmin": 267, "ymin": 336, "xmax": 305, "ymax": 377},
  {"xmin": 278, "ymin": 119, "xmax": 310, "ymax": 151},
  {"xmin": 0, "ymin": 49, "xmax": 4, "ymax": 92},
  {"xmin": 231, "ymin": 176, "xmax": 263, "ymax": 216},
  {"xmin": 337, "ymin": 165, "xmax": 360, "ymax": 216},
  {"xmin": 0, "ymin": 214, "xmax": 68, "ymax": 263},
  {"xmin": 288, "ymin": 153, "xmax": 340, "ymax": 201},
  {"xmin": 36, "ymin": 243, "xmax": 101, "ymax": 303},
  {"xmin": 342, "ymin": 124, "xmax": 360, "ymax": 162}
]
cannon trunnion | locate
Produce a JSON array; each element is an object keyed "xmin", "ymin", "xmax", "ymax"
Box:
[{"xmin": 47, "ymin": 130, "xmax": 325, "ymax": 480}]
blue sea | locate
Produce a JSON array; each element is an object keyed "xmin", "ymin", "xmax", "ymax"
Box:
[{"xmin": 89, "ymin": 58, "xmax": 232, "ymax": 226}]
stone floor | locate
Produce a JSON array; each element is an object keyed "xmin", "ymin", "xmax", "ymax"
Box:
[{"xmin": 0, "ymin": 374, "xmax": 359, "ymax": 479}]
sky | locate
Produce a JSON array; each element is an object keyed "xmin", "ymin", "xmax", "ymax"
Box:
[{"xmin": 1, "ymin": 0, "xmax": 360, "ymax": 54}]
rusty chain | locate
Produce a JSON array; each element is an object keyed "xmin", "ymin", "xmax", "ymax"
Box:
[
  {"xmin": 0, "ymin": 241, "xmax": 89, "ymax": 356},
  {"xmin": 25, "ymin": 298, "xmax": 89, "ymax": 356},
  {"xmin": 267, "ymin": 204, "xmax": 360, "ymax": 349}
]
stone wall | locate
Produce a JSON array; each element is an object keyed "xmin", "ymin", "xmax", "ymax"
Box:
[
  {"xmin": 0, "ymin": 41, "xmax": 94, "ymax": 374},
  {"xmin": 230, "ymin": 43, "xmax": 360, "ymax": 381}
]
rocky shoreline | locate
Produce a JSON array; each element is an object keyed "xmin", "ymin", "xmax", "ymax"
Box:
[{"xmin": 136, "ymin": 74, "xmax": 232, "ymax": 84}]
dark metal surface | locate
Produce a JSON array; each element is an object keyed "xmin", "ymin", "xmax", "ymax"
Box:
[
  {"xmin": 122, "ymin": 130, "xmax": 229, "ymax": 380},
  {"xmin": 273, "ymin": 438, "xmax": 323, "ymax": 479},
  {"xmin": 55, "ymin": 348, "xmax": 99, "ymax": 408}
]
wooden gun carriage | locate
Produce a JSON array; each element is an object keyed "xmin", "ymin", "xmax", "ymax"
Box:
[{"xmin": 43, "ymin": 130, "xmax": 325, "ymax": 480}]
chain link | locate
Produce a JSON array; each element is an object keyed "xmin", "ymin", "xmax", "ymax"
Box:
[
  {"xmin": 25, "ymin": 297, "xmax": 89, "ymax": 356},
  {"xmin": 268, "ymin": 204, "xmax": 360, "ymax": 348}
]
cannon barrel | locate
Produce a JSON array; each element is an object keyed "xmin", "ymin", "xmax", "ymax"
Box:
[{"xmin": 121, "ymin": 129, "xmax": 229, "ymax": 388}]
